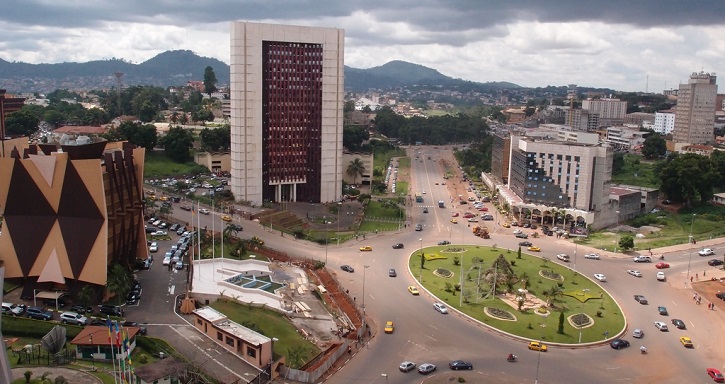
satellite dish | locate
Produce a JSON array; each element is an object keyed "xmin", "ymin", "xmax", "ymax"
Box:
[{"xmin": 41, "ymin": 326, "xmax": 66, "ymax": 355}]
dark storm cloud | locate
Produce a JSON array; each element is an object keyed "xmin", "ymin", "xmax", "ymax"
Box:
[{"xmin": 3, "ymin": 0, "xmax": 724, "ymax": 32}]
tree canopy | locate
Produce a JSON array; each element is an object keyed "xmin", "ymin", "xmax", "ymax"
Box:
[
  {"xmin": 203, "ymin": 66, "xmax": 218, "ymax": 95},
  {"xmin": 4, "ymin": 109, "xmax": 39, "ymax": 136},
  {"xmin": 343, "ymin": 125, "xmax": 369, "ymax": 152},
  {"xmin": 159, "ymin": 126, "xmax": 195, "ymax": 163},
  {"xmin": 657, "ymin": 153, "xmax": 719, "ymax": 206},
  {"xmin": 373, "ymin": 106, "xmax": 490, "ymax": 144},
  {"xmin": 103, "ymin": 121, "xmax": 158, "ymax": 149},
  {"xmin": 641, "ymin": 134, "xmax": 666, "ymax": 160},
  {"xmin": 199, "ymin": 125, "xmax": 231, "ymax": 152}
]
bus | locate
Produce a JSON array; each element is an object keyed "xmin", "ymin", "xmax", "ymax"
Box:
[{"xmin": 415, "ymin": 192, "xmax": 423, "ymax": 203}]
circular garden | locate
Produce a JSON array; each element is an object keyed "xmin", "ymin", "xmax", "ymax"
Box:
[{"xmin": 409, "ymin": 244, "xmax": 625, "ymax": 344}]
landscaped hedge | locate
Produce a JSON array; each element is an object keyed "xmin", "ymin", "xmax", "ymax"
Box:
[{"xmin": 1, "ymin": 316, "xmax": 83, "ymax": 339}]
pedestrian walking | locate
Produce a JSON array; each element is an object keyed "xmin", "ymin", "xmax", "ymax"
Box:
[
  {"xmin": 696, "ymin": 273, "xmax": 699, "ymax": 280},
  {"xmin": 704, "ymin": 270, "xmax": 706, "ymax": 277},
  {"xmin": 697, "ymin": 297, "xmax": 701, "ymax": 305},
  {"xmin": 691, "ymin": 276, "xmax": 694, "ymax": 283}
]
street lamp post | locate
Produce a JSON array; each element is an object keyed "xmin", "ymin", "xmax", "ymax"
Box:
[
  {"xmin": 614, "ymin": 210, "xmax": 620, "ymax": 253},
  {"xmin": 324, "ymin": 215, "xmax": 328, "ymax": 265},
  {"xmin": 419, "ymin": 238, "xmax": 423, "ymax": 282},
  {"xmin": 362, "ymin": 265, "xmax": 370, "ymax": 314},
  {"xmin": 535, "ymin": 336, "xmax": 543, "ymax": 384},
  {"xmin": 686, "ymin": 214, "xmax": 696, "ymax": 285},
  {"xmin": 337, "ymin": 202, "xmax": 342, "ymax": 246}
]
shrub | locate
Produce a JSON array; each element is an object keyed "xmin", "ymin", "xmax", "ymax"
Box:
[
  {"xmin": 445, "ymin": 282, "xmax": 453, "ymax": 292},
  {"xmin": 596, "ymin": 311, "xmax": 603, "ymax": 317},
  {"xmin": 453, "ymin": 256, "xmax": 460, "ymax": 265},
  {"xmin": 454, "ymin": 283, "xmax": 461, "ymax": 291},
  {"xmin": 313, "ymin": 261, "xmax": 325, "ymax": 269},
  {"xmin": 138, "ymin": 354, "xmax": 149, "ymax": 364},
  {"xmin": 458, "ymin": 377, "xmax": 466, "ymax": 383},
  {"xmin": 24, "ymin": 371, "xmax": 32, "ymax": 383}
]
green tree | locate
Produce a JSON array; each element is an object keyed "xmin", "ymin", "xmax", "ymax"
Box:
[
  {"xmin": 43, "ymin": 109, "xmax": 67, "ymax": 128},
  {"xmin": 612, "ymin": 152, "xmax": 625, "ymax": 174},
  {"xmin": 641, "ymin": 134, "xmax": 666, "ymax": 160},
  {"xmin": 5, "ymin": 109, "xmax": 39, "ymax": 136},
  {"xmin": 342, "ymin": 125, "xmax": 369, "ymax": 152},
  {"xmin": 106, "ymin": 264, "xmax": 131, "ymax": 304},
  {"xmin": 203, "ymin": 66, "xmax": 218, "ymax": 95},
  {"xmin": 83, "ymin": 107, "xmax": 110, "ymax": 126},
  {"xmin": 557, "ymin": 311, "xmax": 565, "ymax": 334},
  {"xmin": 223, "ymin": 223, "xmax": 239, "ymax": 242},
  {"xmin": 618, "ymin": 235, "xmax": 635, "ymax": 252},
  {"xmin": 159, "ymin": 126, "xmax": 194, "ymax": 163},
  {"xmin": 346, "ymin": 158, "xmax": 366, "ymax": 185},
  {"xmin": 77, "ymin": 285, "xmax": 96, "ymax": 308},
  {"xmin": 658, "ymin": 153, "xmax": 720, "ymax": 206},
  {"xmin": 104, "ymin": 121, "xmax": 158, "ymax": 149}
]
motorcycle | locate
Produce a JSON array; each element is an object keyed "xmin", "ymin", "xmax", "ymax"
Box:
[
  {"xmin": 658, "ymin": 255, "xmax": 665, "ymax": 260},
  {"xmin": 507, "ymin": 354, "xmax": 518, "ymax": 362}
]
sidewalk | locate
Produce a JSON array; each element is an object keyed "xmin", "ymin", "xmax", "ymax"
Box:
[{"xmin": 556, "ymin": 236, "xmax": 725, "ymax": 260}]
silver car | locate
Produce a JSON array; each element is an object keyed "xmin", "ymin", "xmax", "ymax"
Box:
[
  {"xmin": 633, "ymin": 329, "xmax": 644, "ymax": 338},
  {"xmin": 399, "ymin": 361, "xmax": 416, "ymax": 372},
  {"xmin": 433, "ymin": 302, "xmax": 448, "ymax": 314}
]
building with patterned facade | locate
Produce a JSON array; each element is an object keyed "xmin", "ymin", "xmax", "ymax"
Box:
[
  {"xmin": 0, "ymin": 138, "xmax": 147, "ymax": 299},
  {"xmin": 565, "ymin": 109, "xmax": 600, "ymax": 132},
  {"xmin": 582, "ymin": 97, "xmax": 628, "ymax": 125},
  {"xmin": 229, "ymin": 22, "xmax": 345, "ymax": 205},
  {"xmin": 673, "ymin": 72, "xmax": 718, "ymax": 144},
  {"xmin": 654, "ymin": 110, "xmax": 676, "ymax": 135}
]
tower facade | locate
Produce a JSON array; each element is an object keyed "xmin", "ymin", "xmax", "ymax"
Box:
[
  {"xmin": 673, "ymin": 72, "xmax": 717, "ymax": 144},
  {"xmin": 230, "ymin": 22, "xmax": 344, "ymax": 205}
]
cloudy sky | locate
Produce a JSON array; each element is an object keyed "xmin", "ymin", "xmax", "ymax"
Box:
[{"xmin": 2, "ymin": 0, "xmax": 724, "ymax": 92}]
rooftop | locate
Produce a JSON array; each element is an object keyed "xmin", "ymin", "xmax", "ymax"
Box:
[{"xmin": 195, "ymin": 306, "xmax": 271, "ymax": 346}]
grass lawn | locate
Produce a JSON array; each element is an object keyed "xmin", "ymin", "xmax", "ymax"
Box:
[
  {"xmin": 373, "ymin": 148, "xmax": 406, "ymax": 180},
  {"xmin": 581, "ymin": 207, "xmax": 725, "ymax": 252},
  {"xmin": 144, "ymin": 152, "xmax": 207, "ymax": 178},
  {"xmin": 409, "ymin": 245, "xmax": 625, "ymax": 344},
  {"xmin": 612, "ymin": 154, "xmax": 659, "ymax": 188},
  {"xmin": 210, "ymin": 299, "xmax": 320, "ymax": 369}
]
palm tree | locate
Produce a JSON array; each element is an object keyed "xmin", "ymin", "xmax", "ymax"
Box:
[
  {"xmin": 106, "ymin": 264, "xmax": 131, "ymax": 304},
  {"xmin": 77, "ymin": 285, "xmax": 96, "ymax": 308},
  {"xmin": 224, "ymin": 223, "xmax": 239, "ymax": 240},
  {"xmin": 346, "ymin": 158, "xmax": 366, "ymax": 185}
]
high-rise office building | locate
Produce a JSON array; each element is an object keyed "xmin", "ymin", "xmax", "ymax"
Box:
[
  {"xmin": 230, "ymin": 22, "xmax": 345, "ymax": 205},
  {"xmin": 673, "ymin": 72, "xmax": 717, "ymax": 144}
]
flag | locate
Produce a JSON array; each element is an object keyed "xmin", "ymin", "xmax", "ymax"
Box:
[{"xmin": 106, "ymin": 316, "xmax": 113, "ymax": 343}]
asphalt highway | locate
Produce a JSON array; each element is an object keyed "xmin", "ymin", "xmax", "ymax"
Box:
[{"xmin": 168, "ymin": 147, "xmax": 725, "ymax": 383}]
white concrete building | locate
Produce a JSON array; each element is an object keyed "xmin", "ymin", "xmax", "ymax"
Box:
[
  {"xmin": 653, "ymin": 110, "xmax": 676, "ymax": 135},
  {"xmin": 673, "ymin": 71, "xmax": 718, "ymax": 144},
  {"xmin": 229, "ymin": 22, "xmax": 345, "ymax": 205}
]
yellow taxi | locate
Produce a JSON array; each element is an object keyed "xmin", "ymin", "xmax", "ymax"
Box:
[
  {"xmin": 680, "ymin": 336, "xmax": 693, "ymax": 348},
  {"xmin": 528, "ymin": 246, "xmax": 541, "ymax": 252},
  {"xmin": 359, "ymin": 246, "xmax": 373, "ymax": 251},
  {"xmin": 158, "ymin": 196, "xmax": 169, "ymax": 201},
  {"xmin": 222, "ymin": 215, "xmax": 232, "ymax": 222},
  {"xmin": 407, "ymin": 286, "xmax": 419, "ymax": 295},
  {"xmin": 528, "ymin": 341, "xmax": 547, "ymax": 352},
  {"xmin": 502, "ymin": 222, "xmax": 511, "ymax": 228},
  {"xmin": 450, "ymin": 218, "xmax": 458, "ymax": 224},
  {"xmin": 384, "ymin": 321, "xmax": 394, "ymax": 333}
]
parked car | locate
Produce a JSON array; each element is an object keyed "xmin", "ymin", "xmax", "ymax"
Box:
[
  {"xmin": 99, "ymin": 305, "xmax": 123, "ymax": 317},
  {"xmin": 60, "ymin": 311, "xmax": 88, "ymax": 325},
  {"xmin": 26, "ymin": 307, "xmax": 53, "ymax": 321},
  {"xmin": 1, "ymin": 302, "xmax": 25, "ymax": 316},
  {"xmin": 70, "ymin": 304, "xmax": 93, "ymax": 314}
]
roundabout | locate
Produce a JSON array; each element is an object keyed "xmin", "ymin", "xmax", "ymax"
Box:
[{"xmin": 409, "ymin": 244, "xmax": 626, "ymax": 344}]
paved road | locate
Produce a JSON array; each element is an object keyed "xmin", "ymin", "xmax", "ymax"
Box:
[{"xmin": 161, "ymin": 147, "xmax": 725, "ymax": 384}]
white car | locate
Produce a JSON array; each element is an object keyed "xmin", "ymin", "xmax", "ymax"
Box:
[
  {"xmin": 433, "ymin": 302, "xmax": 448, "ymax": 314},
  {"xmin": 149, "ymin": 242, "xmax": 158, "ymax": 252},
  {"xmin": 584, "ymin": 253, "xmax": 600, "ymax": 260},
  {"xmin": 152, "ymin": 230, "xmax": 167, "ymax": 236},
  {"xmin": 162, "ymin": 257, "xmax": 171, "ymax": 266},
  {"xmin": 699, "ymin": 248, "xmax": 715, "ymax": 256},
  {"xmin": 627, "ymin": 269, "xmax": 642, "ymax": 277},
  {"xmin": 199, "ymin": 208, "xmax": 210, "ymax": 215},
  {"xmin": 594, "ymin": 274, "xmax": 607, "ymax": 282},
  {"xmin": 654, "ymin": 321, "xmax": 668, "ymax": 331},
  {"xmin": 557, "ymin": 254, "xmax": 570, "ymax": 262},
  {"xmin": 513, "ymin": 229, "xmax": 523, "ymax": 235},
  {"xmin": 656, "ymin": 272, "xmax": 666, "ymax": 281},
  {"xmin": 633, "ymin": 329, "xmax": 644, "ymax": 338}
]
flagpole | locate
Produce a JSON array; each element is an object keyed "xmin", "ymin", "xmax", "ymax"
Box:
[
  {"xmin": 107, "ymin": 318, "xmax": 119, "ymax": 384},
  {"xmin": 212, "ymin": 198, "xmax": 216, "ymax": 281},
  {"xmin": 197, "ymin": 200, "xmax": 201, "ymax": 277}
]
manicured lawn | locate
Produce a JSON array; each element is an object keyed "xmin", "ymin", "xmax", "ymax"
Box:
[
  {"xmin": 210, "ymin": 299, "xmax": 320, "ymax": 369},
  {"xmin": 409, "ymin": 245, "xmax": 625, "ymax": 344}
]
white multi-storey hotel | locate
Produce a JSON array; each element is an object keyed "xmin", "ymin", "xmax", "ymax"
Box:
[{"xmin": 229, "ymin": 22, "xmax": 345, "ymax": 205}]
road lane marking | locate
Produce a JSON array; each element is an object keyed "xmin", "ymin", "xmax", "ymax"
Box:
[
  {"xmin": 428, "ymin": 324, "xmax": 438, "ymax": 330},
  {"xmin": 426, "ymin": 335, "xmax": 437, "ymax": 341},
  {"xmin": 169, "ymin": 285, "xmax": 176, "ymax": 295}
]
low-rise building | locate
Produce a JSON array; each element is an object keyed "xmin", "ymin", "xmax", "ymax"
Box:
[
  {"xmin": 133, "ymin": 358, "xmax": 188, "ymax": 384},
  {"xmin": 195, "ymin": 151, "xmax": 231, "ymax": 174}
]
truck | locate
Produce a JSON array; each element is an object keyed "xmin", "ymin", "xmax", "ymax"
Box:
[
  {"xmin": 415, "ymin": 192, "xmax": 424, "ymax": 203},
  {"xmin": 472, "ymin": 225, "xmax": 490, "ymax": 239},
  {"xmin": 438, "ymin": 200, "xmax": 445, "ymax": 208}
]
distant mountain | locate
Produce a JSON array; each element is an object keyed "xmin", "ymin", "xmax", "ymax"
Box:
[
  {"xmin": 0, "ymin": 50, "xmax": 518, "ymax": 93},
  {"xmin": 344, "ymin": 60, "xmax": 519, "ymax": 91}
]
